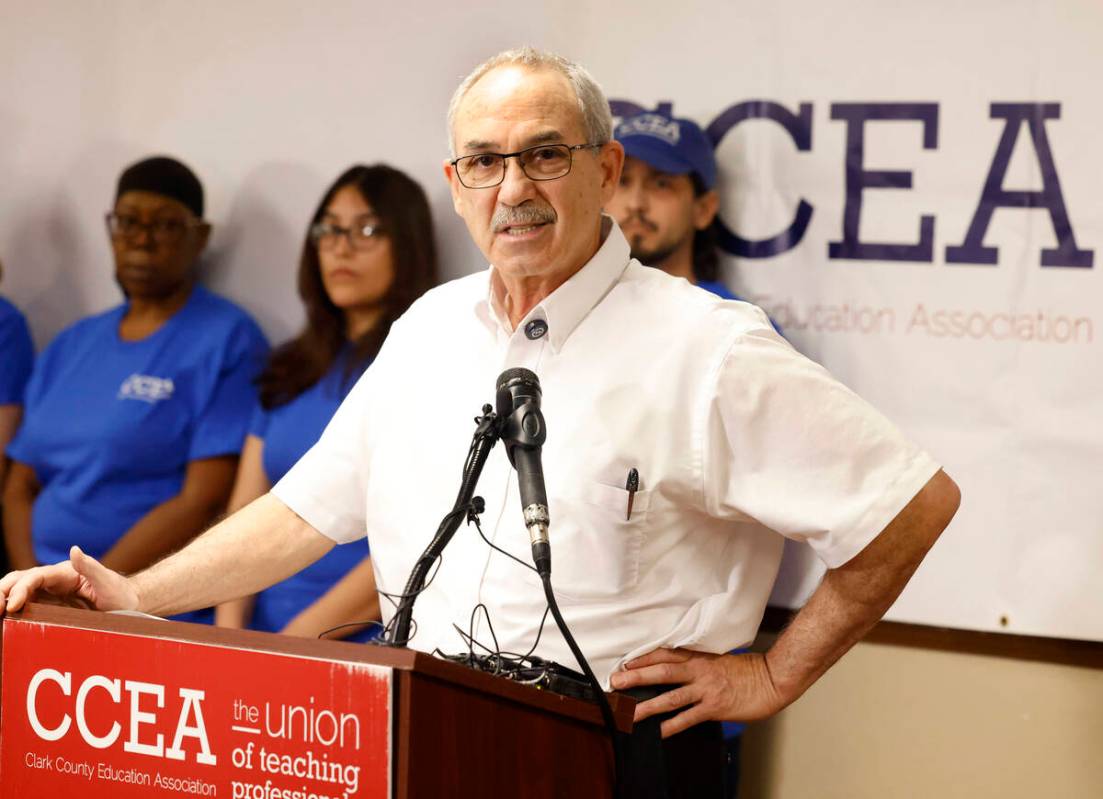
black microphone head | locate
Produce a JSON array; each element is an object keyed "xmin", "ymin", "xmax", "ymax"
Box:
[
  {"xmin": 496, "ymin": 367, "xmax": 541, "ymax": 417},
  {"xmin": 496, "ymin": 367, "xmax": 540, "ymax": 393}
]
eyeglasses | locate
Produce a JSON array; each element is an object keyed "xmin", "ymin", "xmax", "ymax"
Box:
[
  {"xmin": 309, "ymin": 221, "xmax": 385, "ymax": 252},
  {"xmin": 105, "ymin": 212, "xmax": 203, "ymax": 245},
  {"xmin": 450, "ymin": 142, "xmax": 603, "ymax": 189}
]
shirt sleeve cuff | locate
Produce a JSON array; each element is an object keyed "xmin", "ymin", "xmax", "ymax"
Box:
[
  {"xmin": 816, "ymin": 450, "xmax": 942, "ymax": 569},
  {"xmin": 271, "ymin": 476, "xmax": 364, "ymax": 546}
]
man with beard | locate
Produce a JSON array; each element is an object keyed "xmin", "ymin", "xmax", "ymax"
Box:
[{"xmin": 608, "ymin": 110, "xmax": 779, "ymax": 334}]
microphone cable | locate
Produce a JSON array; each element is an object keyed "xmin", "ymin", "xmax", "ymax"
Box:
[
  {"xmin": 539, "ymin": 571, "xmax": 627, "ymax": 799},
  {"xmin": 386, "ymin": 404, "xmax": 500, "ymax": 647}
]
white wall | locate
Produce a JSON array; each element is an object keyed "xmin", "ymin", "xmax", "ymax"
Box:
[
  {"xmin": 0, "ymin": 0, "xmax": 559, "ymax": 346},
  {"xmin": 3, "ymin": 1, "xmax": 1102, "ymax": 641},
  {"xmin": 741, "ymin": 638, "xmax": 1103, "ymax": 798}
]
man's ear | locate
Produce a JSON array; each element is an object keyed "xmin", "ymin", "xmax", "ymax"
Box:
[
  {"xmin": 693, "ymin": 190, "xmax": 720, "ymax": 230},
  {"xmin": 193, "ymin": 222, "xmax": 212, "ymax": 254},
  {"xmin": 443, "ymin": 159, "xmax": 464, "ymax": 215},
  {"xmin": 598, "ymin": 140, "xmax": 626, "ymax": 206}
]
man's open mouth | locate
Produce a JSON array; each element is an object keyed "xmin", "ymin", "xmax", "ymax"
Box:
[{"xmin": 500, "ymin": 221, "xmax": 550, "ymax": 236}]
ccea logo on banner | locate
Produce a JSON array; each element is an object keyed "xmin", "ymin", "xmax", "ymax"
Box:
[
  {"xmin": 1, "ymin": 618, "xmax": 391, "ymax": 799},
  {"xmin": 612, "ymin": 98, "xmax": 1092, "ymax": 267},
  {"xmin": 611, "ymin": 97, "xmax": 1096, "ymax": 345}
]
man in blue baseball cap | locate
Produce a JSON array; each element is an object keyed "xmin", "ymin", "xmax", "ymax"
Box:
[
  {"xmin": 608, "ymin": 111, "xmax": 731, "ymax": 290},
  {"xmin": 609, "ymin": 109, "xmax": 781, "ymax": 337}
]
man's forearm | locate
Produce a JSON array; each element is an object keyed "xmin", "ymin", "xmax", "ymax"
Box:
[
  {"xmin": 764, "ymin": 469, "xmax": 960, "ymax": 705},
  {"xmin": 132, "ymin": 493, "xmax": 335, "ymax": 617}
]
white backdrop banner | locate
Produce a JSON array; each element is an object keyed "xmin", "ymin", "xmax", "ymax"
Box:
[
  {"xmin": 601, "ymin": 3, "xmax": 1102, "ymax": 642},
  {"xmin": 1, "ymin": 0, "xmax": 1099, "ymax": 641}
]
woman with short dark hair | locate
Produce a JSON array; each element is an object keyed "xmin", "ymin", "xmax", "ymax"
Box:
[
  {"xmin": 2, "ymin": 157, "xmax": 268, "ymax": 625},
  {"xmin": 216, "ymin": 164, "xmax": 438, "ymax": 640}
]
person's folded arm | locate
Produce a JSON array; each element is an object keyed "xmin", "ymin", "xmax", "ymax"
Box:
[
  {"xmin": 100, "ymin": 455, "xmax": 239, "ymax": 575},
  {"xmin": 214, "ymin": 435, "xmax": 268, "ymax": 629},
  {"xmin": 1, "ymin": 492, "xmax": 335, "ymax": 616},
  {"xmin": 0, "ymin": 404, "xmax": 22, "ymax": 491},
  {"xmin": 215, "ymin": 595, "xmax": 256, "ymax": 629},
  {"xmin": 612, "ymin": 469, "xmax": 961, "ymax": 737},
  {"xmin": 2, "ymin": 459, "xmax": 39, "ymax": 570},
  {"xmin": 280, "ymin": 555, "xmax": 381, "ymax": 640}
]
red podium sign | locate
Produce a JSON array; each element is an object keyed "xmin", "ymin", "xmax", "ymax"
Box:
[{"xmin": 0, "ymin": 613, "xmax": 391, "ymax": 799}]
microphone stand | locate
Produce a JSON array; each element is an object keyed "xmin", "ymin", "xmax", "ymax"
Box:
[
  {"xmin": 386, "ymin": 404, "xmax": 500, "ymax": 647},
  {"xmin": 383, "ymin": 392, "xmax": 627, "ymax": 797}
]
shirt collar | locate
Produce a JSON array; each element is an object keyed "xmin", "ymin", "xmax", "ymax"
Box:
[{"xmin": 474, "ymin": 215, "xmax": 631, "ymax": 352}]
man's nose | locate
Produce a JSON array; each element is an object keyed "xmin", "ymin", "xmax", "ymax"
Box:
[
  {"xmin": 626, "ymin": 181, "xmax": 649, "ymax": 212},
  {"xmin": 129, "ymin": 224, "xmax": 155, "ymax": 249},
  {"xmin": 496, "ymin": 156, "xmax": 538, "ymax": 206}
]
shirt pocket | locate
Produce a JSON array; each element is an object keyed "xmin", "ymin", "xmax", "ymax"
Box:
[{"xmin": 545, "ymin": 480, "xmax": 653, "ymax": 603}]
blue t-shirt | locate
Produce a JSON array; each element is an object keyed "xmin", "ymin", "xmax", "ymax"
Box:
[
  {"xmin": 0, "ymin": 296, "xmax": 35, "ymax": 405},
  {"xmin": 8, "ymin": 286, "xmax": 268, "ymax": 608},
  {"xmin": 249, "ymin": 356, "xmax": 375, "ymax": 641}
]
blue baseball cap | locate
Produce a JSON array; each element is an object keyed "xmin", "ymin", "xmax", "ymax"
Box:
[{"xmin": 614, "ymin": 111, "xmax": 717, "ymax": 190}]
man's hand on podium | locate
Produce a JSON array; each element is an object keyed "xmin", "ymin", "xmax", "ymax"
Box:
[{"xmin": 0, "ymin": 545, "xmax": 139, "ymax": 614}]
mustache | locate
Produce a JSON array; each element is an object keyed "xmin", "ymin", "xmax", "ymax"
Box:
[
  {"xmin": 621, "ymin": 210, "xmax": 658, "ymax": 232},
  {"xmin": 492, "ymin": 203, "xmax": 557, "ymax": 232}
]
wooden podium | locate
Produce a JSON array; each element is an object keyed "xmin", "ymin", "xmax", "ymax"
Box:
[{"xmin": 0, "ymin": 604, "xmax": 633, "ymax": 798}]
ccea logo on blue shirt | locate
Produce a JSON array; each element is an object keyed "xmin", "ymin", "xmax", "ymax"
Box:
[{"xmin": 117, "ymin": 373, "xmax": 175, "ymax": 404}]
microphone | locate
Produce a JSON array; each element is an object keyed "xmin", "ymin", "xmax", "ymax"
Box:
[{"xmin": 496, "ymin": 368, "xmax": 551, "ymax": 576}]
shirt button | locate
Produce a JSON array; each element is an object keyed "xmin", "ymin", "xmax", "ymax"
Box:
[{"xmin": 525, "ymin": 319, "xmax": 548, "ymax": 340}]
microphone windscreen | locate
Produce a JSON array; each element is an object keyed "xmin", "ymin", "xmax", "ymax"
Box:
[
  {"xmin": 496, "ymin": 368, "xmax": 541, "ymax": 417},
  {"xmin": 495, "ymin": 366, "xmax": 539, "ymax": 392}
]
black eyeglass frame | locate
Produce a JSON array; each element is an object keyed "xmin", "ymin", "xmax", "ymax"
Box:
[
  {"xmin": 449, "ymin": 142, "xmax": 605, "ymax": 189},
  {"xmin": 104, "ymin": 212, "xmax": 205, "ymax": 245},
  {"xmin": 308, "ymin": 221, "xmax": 386, "ymax": 251}
]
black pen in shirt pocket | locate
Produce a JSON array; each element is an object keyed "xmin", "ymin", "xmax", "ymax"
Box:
[{"xmin": 625, "ymin": 467, "xmax": 639, "ymax": 521}]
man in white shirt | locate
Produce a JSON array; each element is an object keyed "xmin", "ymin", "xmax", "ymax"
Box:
[{"xmin": 2, "ymin": 47, "xmax": 960, "ymax": 795}]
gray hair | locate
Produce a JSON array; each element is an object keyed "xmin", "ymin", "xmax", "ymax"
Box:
[{"xmin": 446, "ymin": 46, "xmax": 613, "ymax": 158}]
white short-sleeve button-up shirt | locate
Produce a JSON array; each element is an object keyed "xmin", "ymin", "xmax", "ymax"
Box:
[{"xmin": 273, "ymin": 219, "xmax": 939, "ymax": 685}]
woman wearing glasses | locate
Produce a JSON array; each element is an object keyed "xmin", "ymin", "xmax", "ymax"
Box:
[
  {"xmin": 215, "ymin": 164, "xmax": 438, "ymax": 641},
  {"xmin": 2, "ymin": 157, "xmax": 268, "ymax": 624}
]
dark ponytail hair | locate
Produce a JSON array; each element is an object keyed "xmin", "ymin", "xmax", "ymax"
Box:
[
  {"xmin": 257, "ymin": 164, "xmax": 439, "ymax": 408},
  {"xmin": 690, "ymin": 173, "xmax": 719, "ymax": 283}
]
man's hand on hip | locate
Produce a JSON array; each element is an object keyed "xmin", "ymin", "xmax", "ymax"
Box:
[
  {"xmin": 609, "ymin": 647, "xmax": 786, "ymax": 738},
  {"xmin": 0, "ymin": 546, "xmax": 139, "ymax": 613}
]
